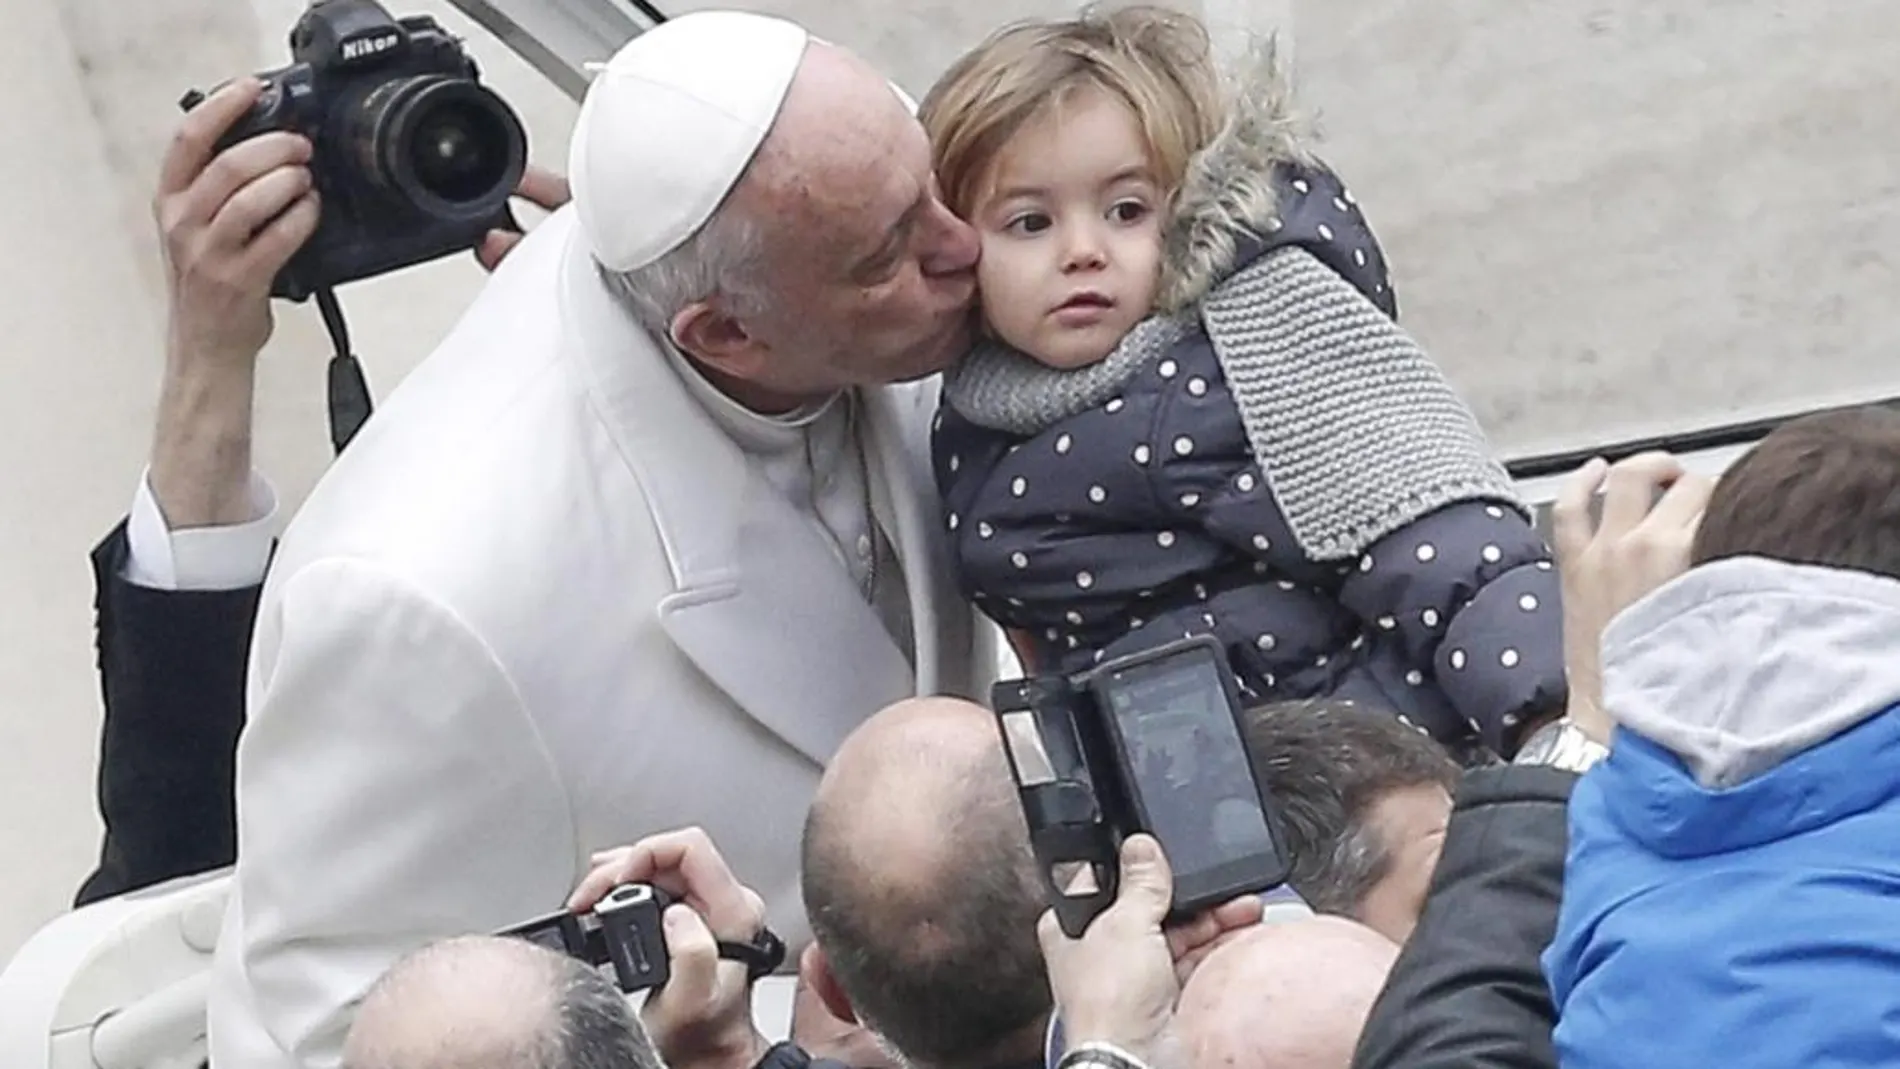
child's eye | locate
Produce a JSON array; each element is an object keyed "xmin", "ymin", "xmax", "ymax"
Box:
[
  {"xmin": 1109, "ymin": 200, "xmax": 1150, "ymax": 224},
  {"xmin": 1005, "ymin": 211, "xmax": 1052, "ymax": 235}
]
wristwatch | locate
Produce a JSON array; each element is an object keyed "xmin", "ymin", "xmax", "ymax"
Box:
[{"xmin": 1512, "ymin": 718, "xmax": 1609, "ymax": 772}]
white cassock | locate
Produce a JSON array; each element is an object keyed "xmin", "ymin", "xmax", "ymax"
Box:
[{"xmin": 208, "ymin": 12, "xmax": 991, "ymax": 1068}]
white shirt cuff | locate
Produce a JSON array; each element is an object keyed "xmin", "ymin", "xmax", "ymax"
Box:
[{"xmin": 124, "ymin": 467, "xmax": 278, "ymax": 591}]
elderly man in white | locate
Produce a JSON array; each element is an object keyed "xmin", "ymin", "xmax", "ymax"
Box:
[{"xmin": 206, "ymin": 11, "xmax": 993, "ymax": 1068}]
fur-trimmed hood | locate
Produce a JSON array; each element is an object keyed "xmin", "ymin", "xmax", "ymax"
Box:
[{"xmin": 1156, "ymin": 38, "xmax": 1318, "ymax": 313}]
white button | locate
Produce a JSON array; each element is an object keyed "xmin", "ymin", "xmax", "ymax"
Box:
[{"xmin": 856, "ymin": 534, "xmax": 873, "ymax": 558}]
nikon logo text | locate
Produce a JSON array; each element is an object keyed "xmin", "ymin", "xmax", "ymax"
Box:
[{"xmin": 341, "ymin": 33, "xmax": 399, "ymax": 60}]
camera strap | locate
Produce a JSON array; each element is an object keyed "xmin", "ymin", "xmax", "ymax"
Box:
[
  {"xmin": 717, "ymin": 925, "xmax": 788, "ymax": 982},
  {"xmin": 316, "ymin": 287, "xmax": 374, "ymax": 454}
]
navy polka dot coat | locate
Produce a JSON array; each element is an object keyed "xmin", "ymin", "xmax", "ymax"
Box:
[{"xmin": 933, "ymin": 161, "xmax": 1565, "ymax": 759}]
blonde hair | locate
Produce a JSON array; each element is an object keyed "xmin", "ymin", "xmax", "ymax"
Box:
[{"xmin": 920, "ymin": 5, "xmax": 1227, "ymax": 221}]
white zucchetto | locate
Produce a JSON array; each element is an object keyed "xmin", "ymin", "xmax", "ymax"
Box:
[{"xmin": 568, "ymin": 11, "xmax": 809, "ymax": 272}]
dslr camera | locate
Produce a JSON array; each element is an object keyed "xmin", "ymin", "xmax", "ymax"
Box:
[
  {"xmin": 181, "ymin": 0, "xmax": 528, "ymax": 301},
  {"xmin": 501, "ymin": 883, "xmax": 789, "ymax": 994},
  {"xmin": 993, "ymin": 635, "xmax": 1291, "ymax": 937}
]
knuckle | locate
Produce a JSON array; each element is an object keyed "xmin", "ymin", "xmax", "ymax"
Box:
[
  {"xmin": 1035, "ymin": 911, "xmax": 1060, "ymax": 942},
  {"xmin": 156, "ymin": 204, "xmax": 192, "ymax": 246},
  {"xmin": 167, "ymin": 122, "xmax": 206, "ymax": 159},
  {"xmin": 176, "ymin": 235, "xmax": 220, "ymax": 281},
  {"xmin": 201, "ymin": 157, "xmax": 241, "ymax": 197}
]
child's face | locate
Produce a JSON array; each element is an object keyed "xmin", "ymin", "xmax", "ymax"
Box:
[{"xmin": 969, "ymin": 88, "xmax": 1164, "ymax": 369}]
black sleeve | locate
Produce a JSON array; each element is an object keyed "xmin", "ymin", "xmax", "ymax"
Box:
[
  {"xmin": 73, "ymin": 521, "xmax": 263, "ymax": 906},
  {"xmin": 1351, "ymin": 765, "xmax": 1576, "ymax": 1069}
]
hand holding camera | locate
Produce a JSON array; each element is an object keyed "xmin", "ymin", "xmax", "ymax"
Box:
[
  {"xmin": 156, "ymin": 78, "xmax": 319, "ymax": 378},
  {"xmin": 1038, "ymin": 835, "xmax": 1263, "ymax": 1067},
  {"xmin": 993, "ymin": 636, "xmax": 1290, "ymax": 936},
  {"xmin": 180, "ymin": 0, "xmax": 528, "ymax": 301},
  {"xmin": 568, "ymin": 829, "xmax": 777, "ymax": 1069},
  {"xmin": 171, "ymin": 0, "xmax": 569, "ymax": 451},
  {"xmin": 1549, "ymin": 452, "xmax": 1714, "ymax": 743}
]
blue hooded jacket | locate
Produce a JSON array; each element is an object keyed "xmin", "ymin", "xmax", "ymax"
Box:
[{"xmin": 1544, "ymin": 557, "xmax": 1900, "ymax": 1069}]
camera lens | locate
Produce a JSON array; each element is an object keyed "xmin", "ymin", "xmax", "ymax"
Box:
[
  {"xmin": 407, "ymin": 98, "xmax": 504, "ymax": 203},
  {"xmin": 352, "ymin": 75, "xmax": 526, "ymax": 220}
]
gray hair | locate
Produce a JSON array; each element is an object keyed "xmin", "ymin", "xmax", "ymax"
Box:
[
  {"xmin": 1241, "ymin": 700, "xmax": 1460, "ymax": 918},
  {"xmin": 342, "ymin": 936, "xmax": 664, "ymax": 1069},
  {"xmin": 597, "ymin": 202, "xmax": 773, "ymax": 340},
  {"xmin": 550, "ymin": 957, "xmax": 665, "ymax": 1069}
]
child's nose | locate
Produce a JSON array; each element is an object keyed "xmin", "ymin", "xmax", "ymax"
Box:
[{"xmin": 1062, "ymin": 226, "xmax": 1109, "ymax": 271}]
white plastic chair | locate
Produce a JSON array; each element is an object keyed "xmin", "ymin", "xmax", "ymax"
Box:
[{"xmin": 0, "ymin": 869, "xmax": 230, "ymax": 1069}]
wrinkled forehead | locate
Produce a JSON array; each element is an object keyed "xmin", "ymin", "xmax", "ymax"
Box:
[{"xmin": 753, "ymin": 84, "xmax": 928, "ymax": 266}]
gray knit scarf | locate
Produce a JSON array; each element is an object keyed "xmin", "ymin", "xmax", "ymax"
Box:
[
  {"xmin": 942, "ymin": 247, "xmax": 1526, "ymax": 560},
  {"xmin": 943, "ymin": 315, "xmax": 1192, "ymax": 431}
]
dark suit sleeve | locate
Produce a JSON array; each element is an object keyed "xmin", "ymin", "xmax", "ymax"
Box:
[
  {"xmin": 74, "ymin": 521, "xmax": 262, "ymax": 906},
  {"xmin": 1351, "ymin": 765, "xmax": 1576, "ymax": 1069}
]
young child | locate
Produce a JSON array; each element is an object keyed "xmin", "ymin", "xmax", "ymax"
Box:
[{"xmin": 919, "ymin": 7, "xmax": 1565, "ymax": 759}]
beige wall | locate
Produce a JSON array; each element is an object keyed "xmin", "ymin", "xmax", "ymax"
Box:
[{"xmin": 1292, "ymin": 0, "xmax": 1900, "ymax": 450}]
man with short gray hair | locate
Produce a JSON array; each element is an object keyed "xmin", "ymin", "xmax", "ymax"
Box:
[
  {"xmin": 342, "ymin": 937, "xmax": 662, "ymax": 1069},
  {"xmin": 1242, "ymin": 701, "xmax": 1460, "ymax": 944}
]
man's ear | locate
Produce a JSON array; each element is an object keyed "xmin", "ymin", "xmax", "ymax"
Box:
[
  {"xmin": 802, "ymin": 941, "xmax": 860, "ymax": 1026},
  {"xmin": 669, "ymin": 301, "xmax": 768, "ymax": 380}
]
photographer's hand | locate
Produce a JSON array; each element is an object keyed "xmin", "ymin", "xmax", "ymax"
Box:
[
  {"xmin": 572, "ymin": 828, "xmax": 770, "ymax": 1069},
  {"xmin": 1550, "ymin": 452, "xmax": 1714, "ymax": 744},
  {"xmin": 475, "ymin": 165, "xmax": 571, "ymax": 272},
  {"xmin": 1038, "ymin": 835, "xmax": 1262, "ymax": 1065},
  {"xmin": 150, "ymin": 78, "xmax": 318, "ymax": 528}
]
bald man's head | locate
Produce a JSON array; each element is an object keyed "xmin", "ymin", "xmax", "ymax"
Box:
[
  {"xmin": 1177, "ymin": 918, "xmax": 1398, "ymax": 1069},
  {"xmin": 342, "ymin": 936, "xmax": 662, "ymax": 1069},
  {"xmin": 802, "ymin": 697, "xmax": 1051, "ymax": 1069}
]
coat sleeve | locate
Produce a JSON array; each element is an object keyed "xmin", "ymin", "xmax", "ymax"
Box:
[
  {"xmin": 1352, "ymin": 766, "xmax": 1575, "ymax": 1069},
  {"xmin": 1337, "ymin": 503, "xmax": 1567, "ymax": 754},
  {"xmin": 208, "ymin": 558, "xmax": 575, "ymax": 1069},
  {"xmin": 75, "ymin": 521, "xmax": 261, "ymax": 906}
]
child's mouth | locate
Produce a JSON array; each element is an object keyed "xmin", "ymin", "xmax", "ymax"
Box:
[{"xmin": 1056, "ymin": 291, "xmax": 1115, "ymax": 312}]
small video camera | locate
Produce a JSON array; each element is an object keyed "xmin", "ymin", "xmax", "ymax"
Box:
[
  {"xmin": 993, "ymin": 635, "xmax": 1291, "ymax": 938},
  {"xmin": 502, "ymin": 884, "xmax": 674, "ymax": 993},
  {"xmin": 180, "ymin": 0, "xmax": 528, "ymax": 301}
]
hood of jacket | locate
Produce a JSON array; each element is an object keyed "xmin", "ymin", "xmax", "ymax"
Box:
[
  {"xmin": 1595, "ymin": 555, "xmax": 1900, "ymax": 856},
  {"xmin": 1154, "ymin": 38, "xmax": 1316, "ymax": 314}
]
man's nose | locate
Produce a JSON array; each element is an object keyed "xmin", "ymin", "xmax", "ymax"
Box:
[{"xmin": 920, "ymin": 201, "xmax": 981, "ymax": 278}]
